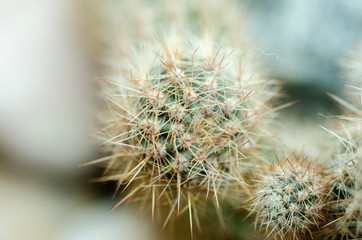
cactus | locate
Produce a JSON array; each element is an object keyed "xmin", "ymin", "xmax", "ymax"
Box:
[
  {"xmin": 323, "ymin": 86, "xmax": 362, "ymax": 239},
  {"xmin": 327, "ymin": 163, "xmax": 361, "ymax": 239},
  {"xmin": 249, "ymin": 155, "xmax": 327, "ymax": 240},
  {"xmin": 92, "ymin": 36, "xmax": 278, "ymax": 235}
]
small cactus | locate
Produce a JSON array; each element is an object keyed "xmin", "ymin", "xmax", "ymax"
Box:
[
  {"xmin": 324, "ymin": 86, "xmax": 362, "ymax": 239},
  {"xmin": 250, "ymin": 155, "xmax": 326, "ymax": 240},
  {"xmin": 93, "ymin": 37, "xmax": 277, "ymax": 232}
]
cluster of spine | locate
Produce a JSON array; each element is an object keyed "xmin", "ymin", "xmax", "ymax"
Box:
[
  {"xmin": 95, "ymin": 38, "xmax": 276, "ymax": 231},
  {"xmin": 244, "ymin": 51, "xmax": 361, "ymax": 240},
  {"xmin": 246, "ymin": 89, "xmax": 361, "ymax": 240},
  {"xmin": 327, "ymin": 164, "xmax": 361, "ymax": 239},
  {"xmin": 250, "ymin": 156, "xmax": 326, "ymax": 240},
  {"xmin": 323, "ymin": 86, "xmax": 362, "ymax": 239},
  {"xmin": 88, "ymin": 1, "xmax": 361, "ymax": 238}
]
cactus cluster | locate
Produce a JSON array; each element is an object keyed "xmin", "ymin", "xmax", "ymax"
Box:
[
  {"xmin": 86, "ymin": 1, "xmax": 361, "ymax": 239},
  {"xmin": 250, "ymin": 156, "xmax": 326, "ymax": 240}
]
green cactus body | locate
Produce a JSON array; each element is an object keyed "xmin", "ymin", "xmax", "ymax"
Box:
[{"xmin": 134, "ymin": 57, "xmax": 246, "ymax": 183}]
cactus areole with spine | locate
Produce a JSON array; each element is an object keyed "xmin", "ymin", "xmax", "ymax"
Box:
[{"xmin": 95, "ymin": 39, "xmax": 273, "ymax": 227}]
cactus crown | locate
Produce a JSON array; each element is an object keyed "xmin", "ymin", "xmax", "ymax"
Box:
[
  {"xmin": 251, "ymin": 156, "xmax": 325, "ymax": 240},
  {"xmin": 134, "ymin": 50, "xmax": 247, "ymax": 184}
]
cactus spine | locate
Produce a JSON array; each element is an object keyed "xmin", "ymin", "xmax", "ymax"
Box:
[
  {"xmin": 249, "ymin": 155, "xmax": 327, "ymax": 240},
  {"xmin": 93, "ymin": 36, "xmax": 277, "ymax": 234}
]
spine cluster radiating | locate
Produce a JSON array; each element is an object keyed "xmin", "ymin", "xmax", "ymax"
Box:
[
  {"xmin": 86, "ymin": 1, "xmax": 362, "ymax": 238},
  {"xmin": 323, "ymin": 86, "xmax": 362, "ymax": 239},
  {"xmin": 94, "ymin": 38, "xmax": 276, "ymax": 231},
  {"xmin": 250, "ymin": 156, "xmax": 326, "ymax": 240}
]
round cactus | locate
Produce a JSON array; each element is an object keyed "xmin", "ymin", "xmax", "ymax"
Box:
[
  {"xmin": 324, "ymin": 86, "xmax": 361, "ymax": 239},
  {"xmin": 250, "ymin": 156, "xmax": 326, "ymax": 240},
  {"xmin": 93, "ymin": 37, "xmax": 277, "ymax": 232}
]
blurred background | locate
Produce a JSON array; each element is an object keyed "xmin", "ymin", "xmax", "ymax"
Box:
[{"xmin": 0, "ymin": 0, "xmax": 360, "ymax": 239}]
